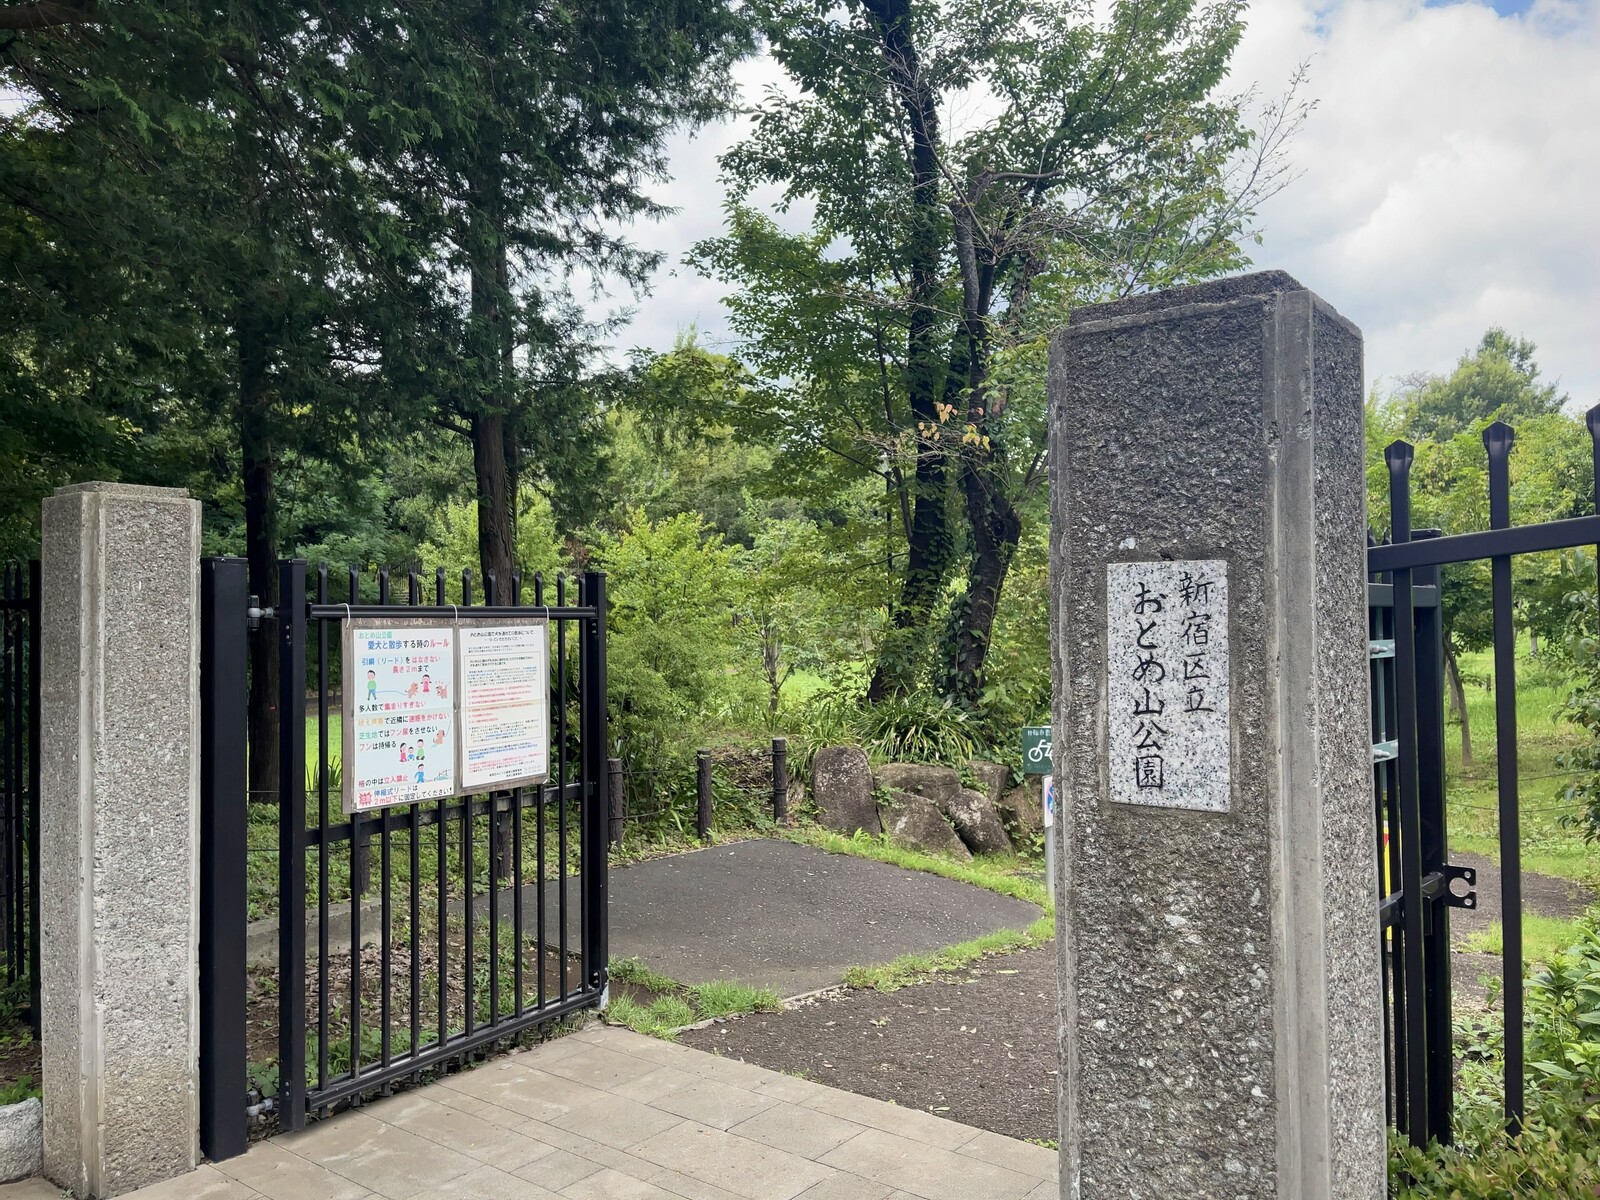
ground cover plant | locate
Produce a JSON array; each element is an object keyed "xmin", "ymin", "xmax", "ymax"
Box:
[
  {"xmin": 1389, "ymin": 916, "xmax": 1600, "ymax": 1198},
  {"xmin": 603, "ymin": 958, "xmax": 782, "ymax": 1040}
]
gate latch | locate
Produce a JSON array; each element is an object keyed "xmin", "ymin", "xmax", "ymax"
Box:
[{"xmin": 1443, "ymin": 862, "xmax": 1476, "ymax": 911}]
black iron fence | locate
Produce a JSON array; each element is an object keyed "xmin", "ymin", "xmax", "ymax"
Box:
[
  {"xmin": 1370, "ymin": 411, "xmax": 1600, "ymax": 1146},
  {"xmin": 0, "ymin": 561, "xmax": 39, "ymax": 1032},
  {"xmin": 198, "ymin": 558, "xmax": 609, "ymax": 1155},
  {"xmin": 606, "ymin": 739, "xmax": 792, "ymax": 844}
]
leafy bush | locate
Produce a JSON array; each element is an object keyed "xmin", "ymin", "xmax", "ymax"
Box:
[
  {"xmin": 1389, "ymin": 916, "xmax": 1600, "ymax": 1197},
  {"xmin": 600, "ymin": 509, "xmax": 748, "ymax": 776},
  {"xmin": 794, "ymin": 685, "xmax": 981, "ymax": 769}
]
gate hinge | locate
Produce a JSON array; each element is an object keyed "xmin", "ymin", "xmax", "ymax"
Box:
[
  {"xmin": 246, "ymin": 595, "xmax": 276, "ymax": 631},
  {"xmin": 1443, "ymin": 862, "xmax": 1477, "ymax": 910}
]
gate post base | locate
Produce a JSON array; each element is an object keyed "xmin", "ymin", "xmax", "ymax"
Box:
[{"xmin": 39, "ymin": 483, "xmax": 203, "ymax": 1199}]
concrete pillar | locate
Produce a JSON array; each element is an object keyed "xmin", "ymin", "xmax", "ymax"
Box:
[
  {"xmin": 1048, "ymin": 272, "xmax": 1384, "ymax": 1198},
  {"xmin": 39, "ymin": 483, "xmax": 202, "ymax": 1198}
]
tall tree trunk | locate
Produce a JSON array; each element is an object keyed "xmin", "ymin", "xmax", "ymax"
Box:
[
  {"xmin": 944, "ymin": 217, "xmax": 1021, "ymax": 705},
  {"xmin": 471, "ymin": 408, "xmax": 515, "ymax": 588},
  {"xmin": 467, "ymin": 178, "xmax": 516, "ymax": 591},
  {"xmin": 1444, "ymin": 640, "xmax": 1473, "ymax": 766},
  {"xmin": 864, "ymin": 0, "xmax": 952, "ymax": 701},
  {"xmin": 240, "ymin": 304, "xmax": 280, "ymax": 806}
]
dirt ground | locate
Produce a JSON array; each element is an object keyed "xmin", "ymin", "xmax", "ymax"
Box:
[
  {"xmin": 684, "ymin": 945, "xmax": 1060, "ymax": 1143},
  {"xmin": 1447, "ymin": 850, "xmax": 1593, "ymax": 1008},
  {"xmin": 683, "ymin": 854, "xmax": 1595, "ymax": 1143}
]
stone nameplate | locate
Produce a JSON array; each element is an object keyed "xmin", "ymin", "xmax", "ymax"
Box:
[{"xmin": 1106, "ymin": 560, "xmax": 1230, "ymax": 811}]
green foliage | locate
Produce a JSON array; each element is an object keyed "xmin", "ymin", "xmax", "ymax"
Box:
[
  {"xmin": 604, "ymin": 993, "xmax": 697, "ymax": 1040},
  {"xmin": 1460, "ymin": 916, "xmax": 1585, "ymax": 963},
  {"xmin": 609, "ymin": 958, "xmax": 680, "ymax": 996},
  {"xmin": 0, "ymin": 1075, "xmax": 39, "ymax": 1106},
  {"xmin": 783, "ymin": 826, "xmax": 1050, "ymax": 910},
  {"xmin": 798, "ymin": 687, "xmax": 980, "ymax": 768},
  {"xmin": 1389, "ymin": 917, "xmax": 1600, "ymax": 1197},
  {"xmin": 686, "ymin": 980, "xmax": 783, "ymax": 1019},
  {"xmin": 600, "ymin": 509, "xmax": 746, "ymax": 773},
  {"xmin": 842, "ymin": 920, "xmax": 1054, "ymax": 993}
]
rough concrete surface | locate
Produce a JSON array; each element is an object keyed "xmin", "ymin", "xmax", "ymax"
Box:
[
  {"xmin": 39, "ymin": 482, "xmax": 202, "ymax": 1199},
  {"xmin": 1048, "ymin": 271, "xmax": 1384, "ymax": 1198},
  {"xmin": 607, "ymin": 839, "xmax": 1037, "ymax": 997}
]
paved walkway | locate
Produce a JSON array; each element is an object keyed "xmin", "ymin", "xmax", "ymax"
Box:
[
  {"xmin": 2, "ymin": 1025, "xmax": 1058, "ymax": 1200},
  {"xmin": 607, "ymin": 840, "xmax": 1042, "ymax": 997}
]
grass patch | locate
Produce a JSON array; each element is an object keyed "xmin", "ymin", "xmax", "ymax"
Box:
[
  {"xmin": 688, "ymin": 980, "xmax": 782, "ymax": 1018},
  {"xmin": 782, "ymin": 826, "xmax": 1051, "ymax": 910},
  {"xmin": 609, "ymin": 957, "xmax": 681, "ymax": 995},
  {"xmin": 603, "ymin": 964, "xmax": 781, "ymax": 1040},
  {"xmin": 842, "ymin": 916, "xmax": 1055, "ymax": 992},
  {"xmin": 605, "ymin": 993, "xmax": 698, "ymax": 1039},
  {"xmin": 1460, "ymin": 914, "xmax": 1584, "ymax": 964},
  {"xmin": 1444, "ymin": 648, "xmax": 1599, "ymax": 888}
]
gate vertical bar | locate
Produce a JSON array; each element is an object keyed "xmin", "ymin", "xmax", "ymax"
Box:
[
  {"xmin": 581, "ymin": 572, "xmax": 608, "ymax": 994},
  {"xmin": 1412, "ymin": 531, "xmax": 1453, "ymax": 1144},
  {"xmin": 278, "ymin": 560, "xmax": 309, "ymax": 1132},
  {"xmin": 199, "ymin": 558, "xmax": 249, "ymax": 1161},
  {"xmin": 1484, "ymin": 421, "xmax": 1523, "ymax": 1131},
  {"xmin": 26, "ymin": 558, "xmax": 40, "ymax": 1037},
  {"xmin": 1386, "ymin": 442, "xmax": 1429, "ymax": 1143}
]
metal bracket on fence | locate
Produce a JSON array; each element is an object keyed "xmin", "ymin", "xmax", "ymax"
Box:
[
  {"xmin": 1371, "ymin": 739, "xmax": 1398, "ymax": 764},
  {"xmin": 1442, "ymin": 862, "xmax": 1477, "ymax": 910},
  {"xmin": 1369, "ymin": 638, "xmax": 1395, "ymax": 660},
  {"xmin": 245, "ymin": 595, "xmax": 275, "ymax": 631}
]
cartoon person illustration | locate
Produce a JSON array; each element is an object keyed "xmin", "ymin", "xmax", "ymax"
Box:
[
  {"xmin": 415, "ymin": 764, "xmax": 425, "ymax": 783},
  {"xmin": 366, "ymin": 670, "xmax": 377, "ymax": 702},
  {"xmin": 422, "ymin": 674, "xmax": 431, "ymax": 694},
  {"xmin": 399, "ymin": 744, "xmax": 409, "ymax": 764},
  {"xmin": 414, "ymin": 741, "xmax": 425, "ymax": 765}
]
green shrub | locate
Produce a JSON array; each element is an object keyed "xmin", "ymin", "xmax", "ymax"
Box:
[
  {"xmin": 795, "ymin": 685, "xmax": 981, "ymax": 769},
  {"xmin": 1389, "ymin": 916, "xmax": 1600, "ymax": 1196}
]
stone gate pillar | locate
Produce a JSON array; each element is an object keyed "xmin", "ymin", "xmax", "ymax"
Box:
[
  {"xmin": 39, "ymin": 483, "xmax": 203, "ymax": 1198},
  {"xmin": 1047, "ymin": 272, "xmax": 1384, "ymax": 1198}
]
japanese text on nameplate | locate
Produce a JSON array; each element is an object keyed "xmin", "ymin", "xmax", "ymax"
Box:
[{"xmin": 1106, "ymin": 560, "xmax": 1229, "ymax": 811}]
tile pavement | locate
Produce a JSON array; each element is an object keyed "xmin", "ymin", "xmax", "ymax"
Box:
[{"xmin": 1, "ymin": 1025, "xmax": 1058, "ymax": 1200}]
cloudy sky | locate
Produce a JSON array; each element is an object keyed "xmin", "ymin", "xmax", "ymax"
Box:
[{"xmin": 606, "ymin": 0, "xmax": 1600, "ymax": 407}]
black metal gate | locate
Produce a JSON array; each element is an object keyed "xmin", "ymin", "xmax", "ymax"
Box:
[
  {"xmin": 0, "ymin": 561, "xmax": 39, "ymax": 1034},
  {"xmin": 1370, "ymin": 411, "xmax": 1600, "ymax": 1146},
  {"xmin": 198, "ymin": 558, "xmax": 609, "ymax": 1153}
]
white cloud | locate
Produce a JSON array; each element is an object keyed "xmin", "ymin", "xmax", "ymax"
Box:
[{"xmin": 614, "ymin": 0, "xmax": 1600, "ymax": 406}]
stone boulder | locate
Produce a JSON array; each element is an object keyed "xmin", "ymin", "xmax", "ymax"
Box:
[
  {"xmin": 874, "ymin": 762, "xmax": 962, "ymax": 807},
  {"xmin": 878, "ymin": 790, "xmax": 970, "ymax": 860},
  {"xmin": 0, "ymin": 1097, "xmax": 41, "ymax": 1184},
  {"xmin": 810, "ymin": 746, "xmax": 880, "ymax": 835},
  {"xmin": 998, "ymin": 780, "xmax": 1045, "ymax": 842},
  {"xmin": 942, "ymin": 787, "xmax": 1014, "ymax": 854},
  {"xmin": 965, "ymin": 760, "xmax": 1010, "ymax": 807}
]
